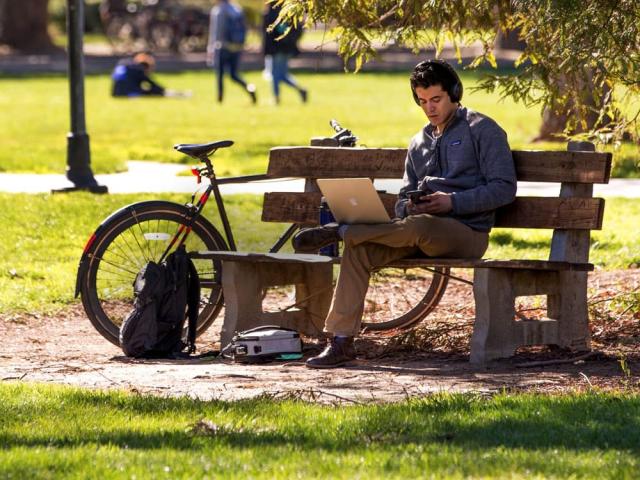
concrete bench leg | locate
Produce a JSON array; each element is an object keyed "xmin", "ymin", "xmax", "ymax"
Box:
[
  {"xmin": 470, "ymin": 268, "xmax": 519, "ymax": 364},
  {"xmin": 219, "ymin": 262, "xmax": 263, "ymax": 347},
  {"xmin": 471, "ymin": 268, "xmax": 590, "ymax": 364},
  {"xmin": 547, "ymin": 271, "xmax": 591, "ymax": 351},
  {"xmin": 219, "ymin": 261, "xmax": 333, "ymax": 348}
]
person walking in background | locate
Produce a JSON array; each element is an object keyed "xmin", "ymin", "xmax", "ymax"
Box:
[
  {"xmin": 111, "ymin": 53, "xmax": 165, "ymax": 97},
  {"xmin": 263, "ymin": 3, "xmax": 308, "ymax": 104},
  {"xmin": 207, "ymin": 0, "xmax": 256, "ymax": 104}
]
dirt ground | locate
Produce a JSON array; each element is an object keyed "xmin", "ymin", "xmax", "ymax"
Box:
[{"xmin": 1, "ymin": 270, "xmax": 639, "ymax": 403}]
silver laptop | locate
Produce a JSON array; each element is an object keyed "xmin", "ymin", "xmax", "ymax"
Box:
[{"xmin": 316, "ymin": 178, "xmax": 391, "ymax": 224}]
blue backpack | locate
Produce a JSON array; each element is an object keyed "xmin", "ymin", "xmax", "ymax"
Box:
[{"xmin": 224, "ymin": 9, "xmax": 246, "ymax": 45}]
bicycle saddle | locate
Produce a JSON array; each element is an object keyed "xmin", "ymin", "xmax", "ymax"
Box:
[{"xmin": 174, "ymin": 140, "xmax": 234, "ymax": 158}]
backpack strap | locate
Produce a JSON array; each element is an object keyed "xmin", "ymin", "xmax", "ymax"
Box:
[{"xmin": 185, "ymin": 255, "xmax": 200, "ymax": 354}]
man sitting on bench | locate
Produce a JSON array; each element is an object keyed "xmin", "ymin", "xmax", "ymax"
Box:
[{"xmin": 293, "ymin": 59, "xmax": 518, "ymax": 369}]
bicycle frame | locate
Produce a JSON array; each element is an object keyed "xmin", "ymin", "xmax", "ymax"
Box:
[
  {"xmin": 158, "ymin": 178, "xmax": 231, "ymax": 263},
  {"xmin": 151, "ymin": 119, "xmax": 359, "ymax": 262},
  {"xmin": 158, "ymin": 152, "xmax": 299, "ymax": 262}
]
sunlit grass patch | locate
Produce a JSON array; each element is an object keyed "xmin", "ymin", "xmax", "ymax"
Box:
[{"xmin": 1, "ymin": 383, "xmax": 639, "ymax": 478}]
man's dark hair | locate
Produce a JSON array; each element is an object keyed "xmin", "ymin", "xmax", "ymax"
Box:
[{"xmin": 410, "ymin": 59, "xmax": 463, "ymax": 104}]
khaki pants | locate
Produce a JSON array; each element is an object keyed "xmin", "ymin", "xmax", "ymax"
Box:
[{"xmin": 325, "ymin": 214, "xmax": 489, "ymax": 336}]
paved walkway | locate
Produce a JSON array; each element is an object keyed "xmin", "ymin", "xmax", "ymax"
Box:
[{"xmin": 1, "ymin": 161, "xmax": 639, "ymax": 197}]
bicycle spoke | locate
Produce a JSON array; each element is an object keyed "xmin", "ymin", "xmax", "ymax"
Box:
[
  {"xmin": 136, "ymin": 219, "xmax": 154, "ymax": 263},
  {"xmin": 91, "ymin": 253, "xmax": 140, "ymax": 277},
  {"xmin": 122, "ymin": 226, "xmax": 154, "ymax": 269},
  {"xmin": 96, "ymin": 268, "xmax": 133, "ymax": 283},
  {"xmin": 82, "ymin": 203, "xmax": 227, "ymax": 346},
  {"xmin": 125, "ymin": 219, "xmax": 152, "ymax": 265},
  {"xmin": 149, "ymin": 220, "xmax": 166, "ymax": 261},
  {"xmin": 96, "ymin": 267, "xmax": 133, "ymax": 282},
  {"xmin": 109, "ymin": 229, "xmax": 146, "ymax": 271},
  {"xmin": 151, "ymin": 217, "xmax": 162, "ymax": 260},
  {"xmin": 140, "ymin": 218, "xmax": 156, "ymax": 263},
  {"xmin": 124, "ymin": 225, "xmax": 150, "ymax": 262},
  {"xmin": 101, "ymin": 244, "xmax": 139, "ymax": 271}
]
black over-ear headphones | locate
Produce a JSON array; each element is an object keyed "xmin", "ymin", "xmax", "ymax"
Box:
[{"xmin": 411, "ymin": 59, "xmax": 463, "ymax": 105}]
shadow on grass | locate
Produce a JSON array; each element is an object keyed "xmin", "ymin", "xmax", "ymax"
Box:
[
  {"xmin": 490, "ymin": 231, "xmax": 550, "ymax": 249},
  {"xmin": 2, "ymin": 386, "xmax": 640, "ymax": 454}
]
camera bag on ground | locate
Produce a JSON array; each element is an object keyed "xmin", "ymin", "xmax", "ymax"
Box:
[
  {"xmin": 119, "ymin": 245, "xmax": 200, "ymax": 358},
  {"xmin": 221, "ymin": 326, "xmax": 303, "ymax": 362}
]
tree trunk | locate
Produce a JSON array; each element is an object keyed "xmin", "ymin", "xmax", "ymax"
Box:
[
  {"xmin": 496, "ymin": 27, "xmax": 526, "ymax": 51},
  {"xmin": 534, "ymin": 109, "xmax": 571, "ymax": 142},
  {"xmin": 0, "ymin": 0, "xmax": 58, "ymax": 53},
  {"xmin": 534, "ymin": 73, "xmax": 612, "ymax": 142}
]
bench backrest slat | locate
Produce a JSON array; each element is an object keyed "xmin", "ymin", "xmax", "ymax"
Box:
[
  {"xmin": 267, "ymin": 147, "xmax": 612, "ymax": 184},
  {"xmin": 267, "ymin": 147, "xmax": 406, "ymax": 179},
  {"xmin": 262, "ymin": 192, "xmax": 605, "ymax": 230},
  {"xmin": 513, "ymin": 151, "xmax": 611, "ymax": 183}
]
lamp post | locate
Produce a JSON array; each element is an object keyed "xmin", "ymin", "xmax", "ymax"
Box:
[{"xmin": 63, "ymin": 0, "xmax": 107, "ymax": 193}]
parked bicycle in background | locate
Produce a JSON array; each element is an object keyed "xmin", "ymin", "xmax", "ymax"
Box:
[{"xmin": 100, "ymin": 0, "xmax": 209, "ymax": 53}]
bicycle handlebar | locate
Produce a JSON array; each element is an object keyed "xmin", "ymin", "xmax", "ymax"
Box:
[
  {"xmin": 329, "ymin": 119, "xmax": 343, "ymax": 133},
  {"xmin": 329, "ymin": 119, "xmax": 358, "ymax": 147}
]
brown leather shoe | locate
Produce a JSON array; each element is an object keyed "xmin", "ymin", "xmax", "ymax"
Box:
[
  {"xmin": 292, "ymin": 223, "xmax": 340, "ymax": 253},
  {"xmin": 306, "ymin": 336, "xmax": 356, "ymax": 369}
]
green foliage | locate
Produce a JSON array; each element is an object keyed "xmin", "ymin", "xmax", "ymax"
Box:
[
  {"xmin": 277, "ymin": 0, "xmax": 640, "ymax": 143},
  {"xmin": 0, "ymin": 193, "xmax": 637, "ymax": 315},
  {"xmin": 1, "ymin": 383, "xmax": 640, "ymax": 478}
]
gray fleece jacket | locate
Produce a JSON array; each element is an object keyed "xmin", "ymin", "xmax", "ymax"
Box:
[{"xmin": 395, "ymin": 106, "xmax": 517, "ymax": 232}]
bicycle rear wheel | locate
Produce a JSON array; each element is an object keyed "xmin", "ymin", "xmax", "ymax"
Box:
[
  {"xmin": 262, "ymin": 262, "xmax": 449, "ymax": 333},
  {"xmin": 360, "ymin": 265, "xmax": 449, "ymax": 332},
  {"xmin": 79, "ymin": 201, "xmax": 227, "ymax": 346}
]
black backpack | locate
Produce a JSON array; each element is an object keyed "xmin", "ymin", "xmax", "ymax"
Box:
[{"xmin": 119, "ymin": 245, "xmax": 200, "ymax": 358}]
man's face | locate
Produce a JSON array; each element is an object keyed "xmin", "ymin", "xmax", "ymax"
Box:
[{"xmin": 414, "ymin": 84, "xmax": 458, "ymax": 131}]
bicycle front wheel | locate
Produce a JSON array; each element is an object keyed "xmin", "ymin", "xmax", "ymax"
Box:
[{"xmin": 79, "ymin": 201, "xmax": 227, "ymax": 346}]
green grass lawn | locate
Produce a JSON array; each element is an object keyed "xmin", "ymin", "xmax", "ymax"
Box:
[
  {"xmin": 1, "ymin": 71, "xmax": 637, "ymax": 177},
  {"xmin": 1, "ymin": 383, "xmax": 639, "ymax": 478},
  {"xmin": 0, "ymin": 192, "xmax": 638, "ymax": 315}
]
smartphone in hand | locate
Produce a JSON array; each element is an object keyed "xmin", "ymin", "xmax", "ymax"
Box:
[{"xmin": 406, "ymin": 189, "xmax": 428, "ymax": 203}]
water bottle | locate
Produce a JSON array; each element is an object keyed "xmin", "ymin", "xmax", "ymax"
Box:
[{"xmin": 318, "ymin": 197, "xmax": 339, "ymax": 257}]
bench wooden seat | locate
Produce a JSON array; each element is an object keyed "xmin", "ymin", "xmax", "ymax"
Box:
[
  {"xmin": 192, "ymin": 251, "xmax": 594, "ymax": 272},
  {"xmin": 196, "ymin": 138, "xmax": 611, "ymax": 364}
]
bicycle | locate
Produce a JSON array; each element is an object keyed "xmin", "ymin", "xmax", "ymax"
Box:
[
  {"xmin": 75, "ymin": 122, "xmax": 449, "ymax": 346},
  {"xmin": 100, "ymin": 0, "xmax": 209, "ymax": 54}
]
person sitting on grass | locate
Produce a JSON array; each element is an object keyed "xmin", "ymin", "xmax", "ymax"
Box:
[
  {"xmin": 111, "ymin": 53, "xmax": 166, "ymax": 97},
  {"xmin": 292, "ymin": 59, "xmax": 518, "ymax": 369}
]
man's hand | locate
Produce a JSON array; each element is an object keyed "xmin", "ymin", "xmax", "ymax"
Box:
[{"xmin": 407, "ymin": 191, "xmax": 453, "ymax": 215}]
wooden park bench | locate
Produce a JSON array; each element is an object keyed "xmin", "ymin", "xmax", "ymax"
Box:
[{"xmin": 192, "ymin": 138, "xmax": 612, "ymax": 364}]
